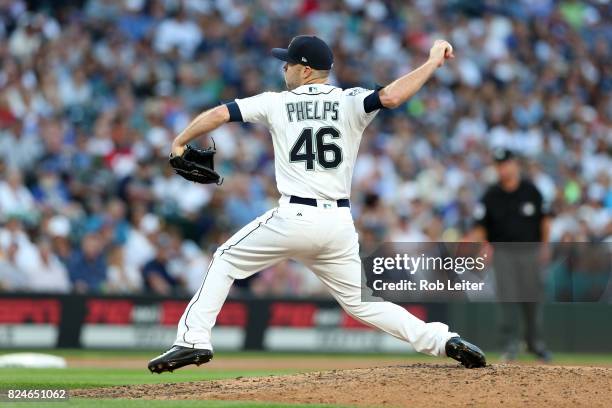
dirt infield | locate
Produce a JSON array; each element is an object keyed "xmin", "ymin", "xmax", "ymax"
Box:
[{"xmin": 74, "ymin": 363, "xmax": 612, "ymax": 407}]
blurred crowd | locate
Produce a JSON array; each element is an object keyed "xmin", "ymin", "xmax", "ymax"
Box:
[{"xmin": 0, "ymin": 0, "xmax": 611, "ymax": 296}]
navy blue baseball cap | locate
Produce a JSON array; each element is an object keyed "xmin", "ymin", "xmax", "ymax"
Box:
[{"xmin": 271, "ymin": 35, "xmax": 334, "ymax": 70}]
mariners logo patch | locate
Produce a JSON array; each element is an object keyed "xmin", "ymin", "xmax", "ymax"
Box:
[{"xmin": 347, "ymin": 87, "xmax": 368, "ymax": 96}]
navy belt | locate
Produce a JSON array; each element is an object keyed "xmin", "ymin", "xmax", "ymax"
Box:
[{"xmin": 289, "ymin": 195, "xmax": 350, "ymax": 208}]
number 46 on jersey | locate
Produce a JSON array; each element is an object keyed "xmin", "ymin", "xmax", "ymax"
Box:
[{"xmin": 290, "ymin": 127, "xmax": 343, "ymax": 170}]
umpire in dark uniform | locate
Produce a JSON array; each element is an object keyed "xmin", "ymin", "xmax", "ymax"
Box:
[{"xmin": 470, "ymin": 148, "xmax": 552, "ymax": 362}]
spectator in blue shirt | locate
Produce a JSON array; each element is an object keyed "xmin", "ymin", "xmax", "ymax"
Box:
[
  {"xmin": 67, "ymin": 232, "xmax": 107, "ymax": 293},
  {"xmin": 142, "ymin": 233, "xmax": 185, "ymax": 296}
]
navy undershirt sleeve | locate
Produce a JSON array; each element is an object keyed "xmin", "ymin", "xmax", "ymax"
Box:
[
  {"xmin": 363, "ymin": 90, "xmax": 385, "ymax": 113},
  {"xmin": 225, "ymin": 102, "xmax": 243, "ymax": 122}
]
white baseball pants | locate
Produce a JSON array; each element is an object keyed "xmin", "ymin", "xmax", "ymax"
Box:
[{"xmin": 174, "ymin": 196, "xmax": 457, "ymax": 356}]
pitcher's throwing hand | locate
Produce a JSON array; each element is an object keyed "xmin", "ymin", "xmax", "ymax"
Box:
[{"xmin": 429, "ymin": 39, "xmax": 455, "ymax": 67}]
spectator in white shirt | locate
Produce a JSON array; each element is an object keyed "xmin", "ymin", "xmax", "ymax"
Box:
[
  {"xmin": 22, "ymin": 237, "xmax": 71, "ymax": 293},
  {"xmin": 0, "ymin": 241, "xmax": 28, "ymax": 291},
  {"xmin": 123, "ymin": 212, "xmax": 158, "ymax": 270},
  {"xmin": 105, "ymin": 244, "xmax": 143, "ymax": 293},
  {"xmin": 0, "ymin": 169, "xmax": 36, "ymax": 218},
  {"xmin": 154, "ymin": 8, "xmax": 202, "ymax": 59}
]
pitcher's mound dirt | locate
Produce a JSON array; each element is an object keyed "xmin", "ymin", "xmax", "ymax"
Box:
[{"xmin": 74, "ymin": 363, "xmax": 612, "ymax": 407}]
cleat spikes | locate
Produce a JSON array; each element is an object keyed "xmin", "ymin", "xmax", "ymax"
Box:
[{"xmin": 147, "ymin": 346, "xmax": 213, "ymax": 374}]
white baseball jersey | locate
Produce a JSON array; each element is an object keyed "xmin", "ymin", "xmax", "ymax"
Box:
[{"xmin": 234, "ymin": 84, "xmax": 379, "ymax": 200}]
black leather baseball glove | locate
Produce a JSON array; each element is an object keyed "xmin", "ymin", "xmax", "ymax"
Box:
[{"xmin": 169, "ymin": 144, "xmax": 223, "ymax": 185}]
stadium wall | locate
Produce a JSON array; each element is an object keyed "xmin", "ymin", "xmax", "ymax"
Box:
[{"xmin": 0, "ymin": 294, "xmax": 610, "ymax": 352}]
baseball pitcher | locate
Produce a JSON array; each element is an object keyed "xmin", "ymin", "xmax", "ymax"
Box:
[{"xmin": 149, "ymin": 36, "xmax": 486, "ymax": 373}]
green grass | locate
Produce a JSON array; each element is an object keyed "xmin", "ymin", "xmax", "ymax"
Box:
[
  {"xmin": 0, "ymin": 364, "xmax": 345, "ymax": 408},
  {"xmin": 0, "ymin": 348, "xmax": 418, "ymax": 359},
  {"xmin": 0, "ymin": 350, "xmax": 358, "ymax": 407},
  {"xmin": 0, "ymin": 367, "xmax": 303, "ymax": 389},
  {"xmin": 1, "ymin": 350, "xmax": 611, "ymax": 372},
  {"xmin": 7, "ymin": 349, "xmax": 612, "ymax": 362}
]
